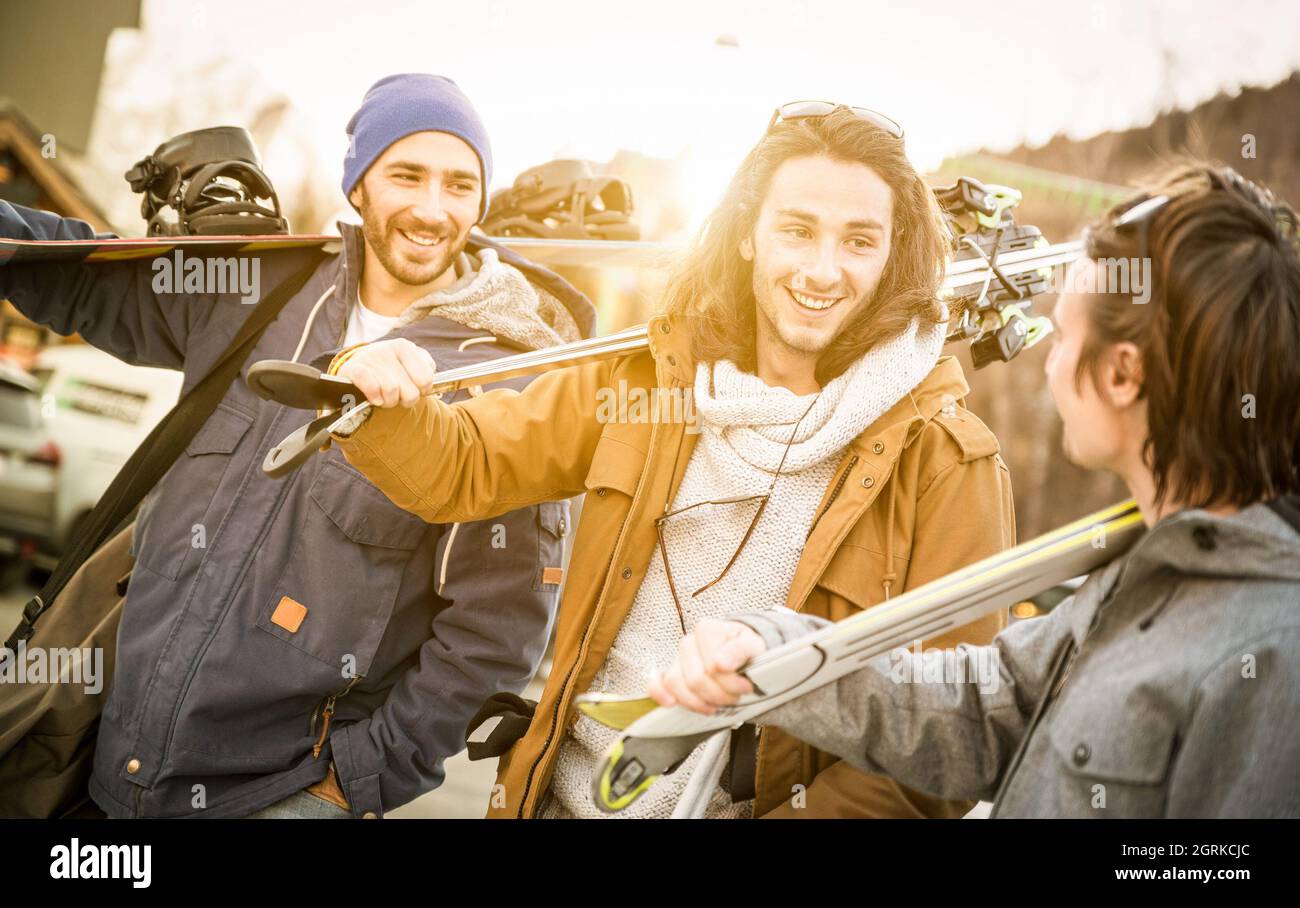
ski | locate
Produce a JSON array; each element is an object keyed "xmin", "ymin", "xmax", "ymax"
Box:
[
  {"xmin": 251, "ymin": 233, "xmax": 1080, "ymax": 477},
  {"xmin": 250, "ymin": 237, "xmax": 1079, "ymax": 419},
  {"xmin": 574, "ymin": 499, "xmax": 1146, "ymax": 814}
]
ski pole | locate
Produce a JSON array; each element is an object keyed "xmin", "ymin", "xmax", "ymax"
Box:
[{"xmin": 252, "ymin": 324, "xmax": 651, "ymax": 477}]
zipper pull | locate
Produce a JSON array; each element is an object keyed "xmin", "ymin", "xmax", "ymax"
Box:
[
  {"xmin": 313, "ymin": 694, "xmax": 337, "ymax": 759},
  {"xmin": 807, "ymin": 455, "xmax": 859, "ymax": 538}
]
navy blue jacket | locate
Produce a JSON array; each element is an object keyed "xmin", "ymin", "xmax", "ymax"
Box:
[{"xmin": 0, "ymin": 200, "xmax": 594, "ymax": 817}]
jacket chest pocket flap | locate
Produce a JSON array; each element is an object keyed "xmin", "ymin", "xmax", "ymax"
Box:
[
  {"xmin": 133, "ymin": 404, "xmax": 254, "ymax": 581},
  {"xmin": 306, "ymin": 460, "xmax": 431, "ymax": 549},
  {"xmin": 812, "ymin": 541, "xmax": 906, "ymax": 621},
  {"xmin": 255, "ymin": 459, "xmax": 430, "ymax": 677},
  {"xmin": 1047, "ymin": 683, "xmax": 1180, "ymax": 804},
  {"xmin": 186, "ymin": 404, "xmax": 254, "ymax": 456}
]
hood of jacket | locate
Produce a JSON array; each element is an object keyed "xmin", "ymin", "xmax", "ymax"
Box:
[
  {"xmin": 1063, "ymin": 496, "xmax": 1300, "ymax": 648},
  {"xmin": 331, "ymin": 221, "xmax": 597, "ymax": 342}
]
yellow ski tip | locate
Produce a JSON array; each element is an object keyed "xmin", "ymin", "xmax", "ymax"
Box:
[{"xmin": 574, "ymin": 694, "xmax": 659, "ymax": 730}]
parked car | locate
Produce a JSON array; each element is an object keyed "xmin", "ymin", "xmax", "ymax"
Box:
[
  {"xmin": 0, "ymin": 345, "xmax": 182, "ymax": 587},
  {"xmin": 0, "ymin": 359, "xmax": 57, "ymax": 585}
]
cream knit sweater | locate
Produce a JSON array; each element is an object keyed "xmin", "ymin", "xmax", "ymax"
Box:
[{"xmin": 542, "ymin": 318, "xmax": 944, "ymax": 819}]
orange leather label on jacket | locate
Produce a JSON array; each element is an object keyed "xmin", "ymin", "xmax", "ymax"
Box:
[
  {"xmin": 541, "ymin": 567, "xmax": 564, "ymax": 586},
  {"xmin": 271, "ymin": 596, "xmax": 308, "ymax": 633}
]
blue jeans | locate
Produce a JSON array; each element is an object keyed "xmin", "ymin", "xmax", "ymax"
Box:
[{"xmin": 244, "ymin": 788, "xmax": 353, "ymax": 819}]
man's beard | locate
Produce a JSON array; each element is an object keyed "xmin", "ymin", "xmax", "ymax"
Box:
[
  {"xmin": 359, "ymin": 207, "xmax": 465, "ymax": 286},
  {"xmin": 753, "ymin": 276, "xmax": 873, "ymax": 356}
]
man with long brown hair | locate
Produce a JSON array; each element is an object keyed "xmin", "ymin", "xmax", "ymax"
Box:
[
  {"xmin": 649, "ymin": 162, "xmax": 1300, "ymax": 817},
  {"xmin": 326, "ymin": 103, "xmax": 1016, "ymax": 818}
]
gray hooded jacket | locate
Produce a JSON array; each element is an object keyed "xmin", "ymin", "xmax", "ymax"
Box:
[{"xmin": 736, "ymin": 499, "xmax": 1300, "ymax": 817}]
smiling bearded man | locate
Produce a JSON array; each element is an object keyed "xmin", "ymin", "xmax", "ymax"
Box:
[
  {"xmin": 326, "ymin": 103, "xmax": 1016, "ymax": 818},
  {"xmin": 0, "ymin": 72, "xmax": 594, "ymax": 819}
]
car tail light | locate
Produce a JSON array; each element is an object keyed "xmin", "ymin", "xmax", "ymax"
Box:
[{"xmin": 28, "ymin": 440, "xmax": 61, "ymax": 467}]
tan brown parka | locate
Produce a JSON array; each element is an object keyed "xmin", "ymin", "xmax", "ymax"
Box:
[{"xmin": 333, "ymin": 313, "xmax": 1015, "ymax": 818}]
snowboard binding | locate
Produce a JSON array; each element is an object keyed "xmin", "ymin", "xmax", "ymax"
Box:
[
  {"xmin": 482, "ymin": 159, "xmax": 640, "ymax": 241},
  {"xmin": 937, "ymin": 176, "xmax": 1055, "ymax": 368},
  {"xmin": 125, "ymin": 126, "xmax": 290, "ymax": 237}
]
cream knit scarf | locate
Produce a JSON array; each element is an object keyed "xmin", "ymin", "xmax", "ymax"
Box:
[
  {"xmin": 542, "ymin": 316, "xmax": 944, "ymax": 820},
  {"xmin": 693, "ymin": 314, "xmax": 945, "ymax": 473}
]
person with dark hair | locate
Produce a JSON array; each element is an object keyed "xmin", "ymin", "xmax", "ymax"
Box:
[
  {"xmin": 326, "ymin": 103, "xmax": 1015, "ymax": 818},
  {"xmin": 648, "ymin": 162, "xmax": 1300, "ymax": 817},
  {"xmin": 0, "ymin": 74, "xmax": 592, "ymax": 818}
]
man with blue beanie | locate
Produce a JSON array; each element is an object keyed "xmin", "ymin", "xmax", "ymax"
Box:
[
  {"xmin": 0, "ymin": 74, "xmax": 595, "ymax": 818},
  {"xmin": 344, "ymin": 73, "xmax": 494, "ymax": 219},
  {"xmin": 341, "ymin": 74, "xmax": 495, "ymax": 318}
]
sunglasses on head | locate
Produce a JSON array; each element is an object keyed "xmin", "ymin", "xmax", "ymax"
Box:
[
  {"xmin": 1108, "ymin": 166, "xmax": 1292, "ymax": 261},
  {"xmin": 768, "ymin": 100, "xmax": 905, "ymax": 141},
  {"xmin": 1109, "ymin": 193, "xmax": 1171, "ymax": 263}
]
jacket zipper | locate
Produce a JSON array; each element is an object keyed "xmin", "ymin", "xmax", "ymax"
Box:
[
  {"xmin": 988, "ymin": 586, "xmax": 1116, "ymax": 816},
  {"xmin": 152, "ymin": 254, "xmax": 343, "ymax": 788},
  {"xmin": 520, "ymin": 650, "xmax": 584, "ymax": 818},
  {"xmin": 517, "ymin": 416, "xmax": 665, "ymax": 817},
  {"xmin": 310, "ymin": 674, "xmax": 362, "ymax": 759},
  {"xmin": 807, "ymin": 455, "xmax": 859, "ymax": 537},
  {"xmin": 988, "ymin": 641, "xmax": 1075, "ymax": 817}
]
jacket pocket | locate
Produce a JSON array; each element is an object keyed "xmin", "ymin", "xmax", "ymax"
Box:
[
  {"xmin": 254, "ymin": 459, "xmax": 430, "ymax": 680},
  {"xmin": 532, "ymin": 500, "xmax": 570, "ymax": 592},
  {"xmin": 813, "ymin": 543, "xmax": 905, "ymax": 621},
  {"xmin": 1046, "ymin": 696, "xmax": 1179, "ymax": 816},
  {"xmin": 132, "ymin": 403, "xmax": 254, "ymax": 582}
]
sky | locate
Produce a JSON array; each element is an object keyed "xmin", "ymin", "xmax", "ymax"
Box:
[{"xmin": 135, "ymin": 0, "xmax": 1300, "ymax": 228}]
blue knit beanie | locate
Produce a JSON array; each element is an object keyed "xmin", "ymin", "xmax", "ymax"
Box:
[{"xmin": 343, "ymin": 74, "xmax": 493, "ymax": 220}]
